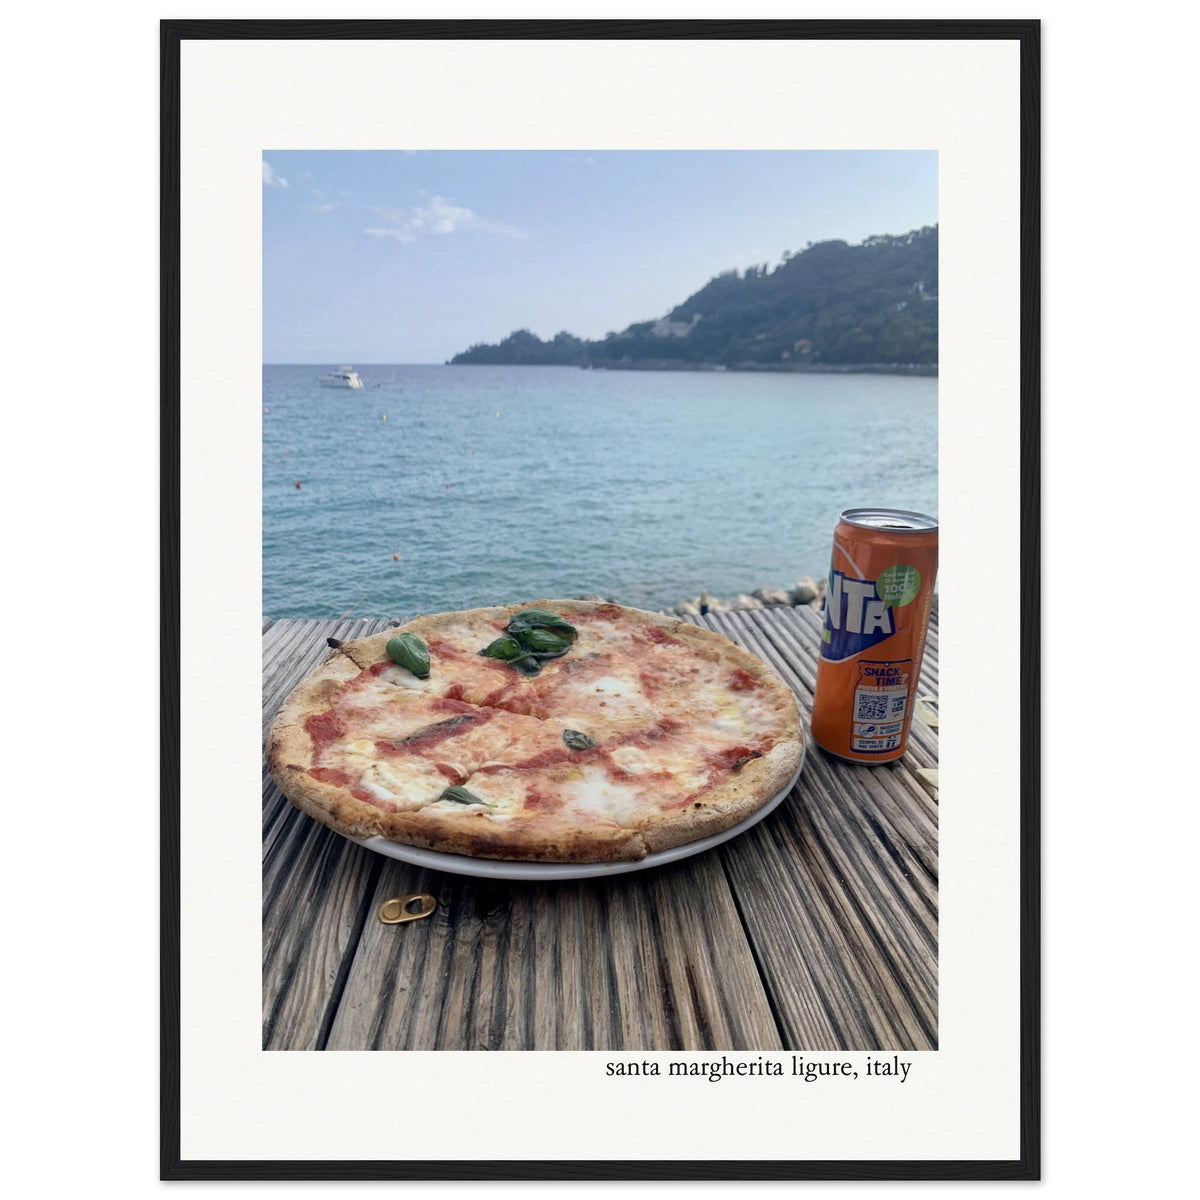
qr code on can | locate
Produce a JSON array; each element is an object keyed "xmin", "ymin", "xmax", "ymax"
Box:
[{"xmin": 854, "ymin": 692, "xmax": 890, "ymax": 720}]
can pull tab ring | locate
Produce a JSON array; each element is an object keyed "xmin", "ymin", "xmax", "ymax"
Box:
[{"xmin": 378, "ymin": 893, "xmax": 436, "ymax": 924}]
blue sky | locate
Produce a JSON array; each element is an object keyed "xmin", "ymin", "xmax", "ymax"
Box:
[{"xmin": 262, "ymin": 150, "xmax": 937, "ymax": 364}]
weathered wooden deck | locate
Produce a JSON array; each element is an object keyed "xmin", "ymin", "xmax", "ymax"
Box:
[{"xmin": 262, "ymin": 604, "xmax": 938, "ymax": 1052}]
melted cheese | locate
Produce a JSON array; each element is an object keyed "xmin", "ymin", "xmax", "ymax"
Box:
[
  {"xmin": 359, "ymin": 759, "xmax": 446, "ymax": 809},
  {"xmin": 374, "ymin": 664, "xmax": 436, "ymax": 693},
  {"xmin": 607, "ymin": 745, "xmax": 657, "ymax": 774},
  {"xmin": 540, "ymin": 667, "xmax": 657, "ymax": 729},
  {"xmin": 560, "ymin": 764, "xmax": 645, "ymax": 824},
  {"xmin": 607, "ymin": 743, "xmax": 706, "ymax": 789}
]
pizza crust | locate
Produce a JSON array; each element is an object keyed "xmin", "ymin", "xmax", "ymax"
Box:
[
  {"xmin": 635, "ymin": 740, "xmax": 803, "ymax": 854},
  {"xmin": 376, "ymin": 807, "xmax": 648, "ymax": 863},
  {"xmin": 266, "ymin": 600, "xmax": 804, "ymax": 862},
  {"xmin": 265, "ymin": 653, "xmax": 359, "ymax": 761}
]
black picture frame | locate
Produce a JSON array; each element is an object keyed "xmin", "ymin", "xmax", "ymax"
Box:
[{"xmin": 162, "ymin": 18, "xmax": 1039, "ymax": 1181}]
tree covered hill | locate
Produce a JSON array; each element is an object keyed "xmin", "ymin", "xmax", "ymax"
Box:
[{"xmin": 449, "ymin": 225, "xmax": 937, "ymax": 371}]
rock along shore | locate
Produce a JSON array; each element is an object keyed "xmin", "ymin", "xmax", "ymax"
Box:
[{"xmin": 670, "ymin": 578, "xmax": 825, "ymax": 617}]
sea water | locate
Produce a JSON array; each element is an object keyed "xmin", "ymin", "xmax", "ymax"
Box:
[{"xmin": 262, "ymin": 364, "xmax": 937, "ymax": 620}]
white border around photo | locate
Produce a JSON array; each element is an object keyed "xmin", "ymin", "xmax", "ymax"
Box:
[{"xmin": 179, "ymin": 33, "xmax": 1021, "ymax": 1165}]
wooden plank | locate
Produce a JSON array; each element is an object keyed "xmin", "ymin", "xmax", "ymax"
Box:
[
  {"xmin": 325, "ymin": 851, "xmax": 781, "ymax": 1052},
  {"xmin": 261, "ymin": 815, "xmax": 382, "ymax": 1050},
  {"xmin": 721, "ymin": 777, "xmax": 936, "ymax": 1050}
]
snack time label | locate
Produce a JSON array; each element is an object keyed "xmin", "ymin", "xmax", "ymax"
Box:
[
  {"xmin": 820, "ymin": 563, "xmax": 921, "ymax": 662},
  {"xmin": 850, "ymin": 660, "xmax": 912, "ymax": 752}
]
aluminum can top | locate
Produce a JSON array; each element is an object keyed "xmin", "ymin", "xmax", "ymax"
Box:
[{"xmin": 839, "ymin": 507, "xmax": 938, "ymax": 533}]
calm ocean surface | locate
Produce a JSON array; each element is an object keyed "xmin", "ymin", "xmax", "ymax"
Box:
[{"xmin": 262, "ymin": 364, "xmax": 937, "ymax": 620}]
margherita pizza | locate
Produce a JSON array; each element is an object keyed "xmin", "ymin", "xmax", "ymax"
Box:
[{"xmin": 266, "ymin": 600, "xmax": 803, "ymax": 862}]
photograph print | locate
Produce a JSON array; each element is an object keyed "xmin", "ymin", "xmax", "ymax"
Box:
[{"xmin": 260, "ymin": 148, "xmax": 941, "ymax": 1056}]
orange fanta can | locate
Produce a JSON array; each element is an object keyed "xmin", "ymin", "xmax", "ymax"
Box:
[{"xmin": 810, "ymin": 508, "xmax": 938, "ymax": 763}]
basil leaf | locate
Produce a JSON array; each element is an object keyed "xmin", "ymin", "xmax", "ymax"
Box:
[
  {"xmin": 514, "ymin": 627, "xmax": 573, "ymax": 656},
  {"xmin": 440, "ymin": 785, "xmax": 486, "ymax": 806},
  {"xmin": 386, "ymin": 632, "xmax": 431, "ymax": 678},
  {"xmin": 479, "ymin": 634, "xmax": 525, "ymax": 661},
  {"xmin": 506, "ymin": 609, "xmax": 578, "ymax": 639},
  {"xmin": 563, "ymin": 729, "xmax": 598, "ymax": 750}
]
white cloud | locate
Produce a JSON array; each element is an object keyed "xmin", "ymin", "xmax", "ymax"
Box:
[
  {"xmin": 306, "ymin": 203, "xmax": 335, "ymax": 216},
  {"xmin": 262, "ymin": 159, "xmax": 288, "ymax": 188},
  {"xmin": 364, "ymin": 195, "xmax": 527, "ymax": 244}
]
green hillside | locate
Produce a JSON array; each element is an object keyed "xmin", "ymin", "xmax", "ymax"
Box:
[{"xmin": 449, "ymin": 225, "xmax": 937, "ymax": 372}]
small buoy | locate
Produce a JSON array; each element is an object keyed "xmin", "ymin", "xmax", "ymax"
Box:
[
  {"xmin": 382, "ymin": 414, "xmax": 387, "ymax": 421},
  {"xmin": 470, "ymin": 448, "xmax": 476, "ymax": 455},
  {"xmin": 264, "ymin": 406, "xmax": 269, "ymax": 414},
  {"xmin": 295, "ymin": 481, "xmax": 302, "ymax": 489},
  {"xmin": 495, "ymin": 411, "xmax": 500, "ymax": 417},
  {"xmin": 445, "ymin": 483, "xmax": 451, "ymax": 489},
  {"xmin": 392, "ymin": 553, "xmax": 399, "ymax": 561}
]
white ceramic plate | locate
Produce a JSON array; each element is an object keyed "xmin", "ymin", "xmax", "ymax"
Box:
[{"xmin": 345, "ymin": 750, "xmax": 805, "ymax": 881}]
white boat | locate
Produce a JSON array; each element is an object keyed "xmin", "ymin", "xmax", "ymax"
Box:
[{"xmin": 318, "ymin": 365, "xmax": 364, "ymax": 389}]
